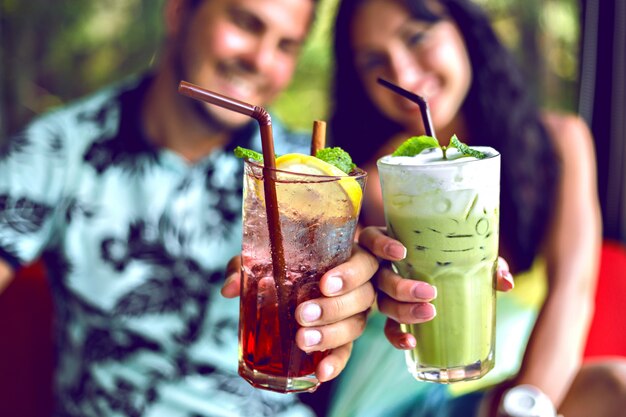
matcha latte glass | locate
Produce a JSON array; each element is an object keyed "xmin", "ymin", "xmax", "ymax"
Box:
[{"xmin": 378, "ymin": 147, "xmax": 500, "ymax": 383}]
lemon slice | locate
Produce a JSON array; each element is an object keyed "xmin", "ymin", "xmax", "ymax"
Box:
[{"xmin": 274, "ymin": 153, "xmax": 363, "ymax": 218}]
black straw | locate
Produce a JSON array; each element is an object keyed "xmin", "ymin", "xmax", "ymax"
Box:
[{"xmin": 377, "ymin": 78, "xmax": 436, "ymax": 138}]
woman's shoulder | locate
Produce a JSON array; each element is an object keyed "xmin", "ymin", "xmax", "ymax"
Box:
[
  {"xmin": 541, "ymin": 112, "xmax": 593, "ymax": 148},
  {"xmin": 540, "ymin": 111, "xmax": 595, "ymax": 162}
]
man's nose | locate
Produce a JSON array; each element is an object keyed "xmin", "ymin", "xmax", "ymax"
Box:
[{"xmin": 242, "ymin": 37, "xmax": 276, "ymax": 74}]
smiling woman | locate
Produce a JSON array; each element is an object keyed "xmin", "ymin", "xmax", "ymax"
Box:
[
  {"xmin": 327, "ymin": 1, "xmax": 626, "ymax": 417},
  {"xmin": 349, "ymin": 1, "xmax": 472, "ymax": 139}
]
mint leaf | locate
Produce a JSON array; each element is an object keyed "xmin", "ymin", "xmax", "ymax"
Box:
[
  {"xmin": 316, "ymin": 147, "xmax": 356, "ymax": 174},
  {"xmin": 390, "ymin": 134, "xmax": 485, "ymax": 160},
  {"xmin": 449, "ymin": 135, "xmax": 486, "ymax": 159},
  {"xmin": 234, "ymin": 146, "xmax": 263, "ymax": 162},
  {"xmin": 392, "ymin": 135, "xmax": 440, "ymax": 157}
]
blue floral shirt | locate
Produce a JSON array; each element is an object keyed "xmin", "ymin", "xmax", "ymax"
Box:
[{"xmin": 0, "ymin": 75, "xmax": 315, "ymax": 417}]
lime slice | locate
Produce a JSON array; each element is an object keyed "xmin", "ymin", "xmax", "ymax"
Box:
[{"xmin": 274, "ymin": 153, "xmax": 363, "ymax": 218}]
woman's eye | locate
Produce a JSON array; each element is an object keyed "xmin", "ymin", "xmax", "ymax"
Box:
[
  {"xmin": 278, "ymin": 40, "xmax": 301, "ymax": 56},
  {"xmin": 358, "ymin": 55, "xmax": 387, "ymax": 72},
  {"xmin": 407, "ymin": 31, "xmax": 427, "ymax": 47}
]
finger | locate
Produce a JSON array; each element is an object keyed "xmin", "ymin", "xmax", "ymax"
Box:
[
  {"xmin": 296, "ymin": 312, "xmax": 367, "ymax": 353},
  {"xmin": 358, "ymin": 226, "xmax": 407, "ymax": 261},
  {"xmin": 496, "ymin": 256, "xmax": 514, "ymax": 292},
  {"xmin": 220, "ymin": 255, "xmax": 241, "ymax": 298},
  {"xmin": 377, "ymin": 292, "xmax": 436, "ymax": 324},
  {"xmin": 497, "ymin": 256, "xmax": 510, "ymax": 272},
  {"xmin": 374, "ymin": 266, "xmax": 436, "ymax": 302},
  {"xmin": 296, "ymin": 283, "xmax": 375, "ymax": 326},
  {"xmin": 384, "ymin": 318, "xmax": 416, "ymax": 350},
  {"xmin": 315, "ymin": 343, "xmax": 353, "ymax": 382},
  {"xmin": 319, "ymin": 243, "xmax": 379, "ymax": 296}
]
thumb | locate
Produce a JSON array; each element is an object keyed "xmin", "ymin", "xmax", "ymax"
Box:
[
  {"xmin": 496, "ymin": 256, "xmax": 514, "ymax": 292},
  {"xmin": 221, "ymin": 255, "xmax": 242, "ymax": 298}
]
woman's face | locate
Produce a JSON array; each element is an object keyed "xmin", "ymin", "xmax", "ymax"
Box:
[{"xmin": 350, "ymin": 0, "xmax": 472, "ymax": 134}]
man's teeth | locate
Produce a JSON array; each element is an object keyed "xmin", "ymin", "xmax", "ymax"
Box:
[{"xmin": 224, "ymin": 74, "xmax": 255, "ymax": 97}]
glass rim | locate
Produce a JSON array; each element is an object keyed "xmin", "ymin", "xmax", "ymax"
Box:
[
  {"xmin": 377, "ymin": 149, "xmax": 500, "ymax": 169},
  {"xmin": 244, "ymin": 158, "xmax": 367, "ymax": 183}
]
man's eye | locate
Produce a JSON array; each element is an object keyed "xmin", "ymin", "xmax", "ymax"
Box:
[{"xmin": 231, "ymin": 11, "xmax": 262, "ymax": 33}]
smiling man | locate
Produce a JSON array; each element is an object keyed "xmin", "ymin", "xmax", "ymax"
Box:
[
  {"xmin": 0, "ymin": 1, "xmax": 382, "ymax": 416},
  {"xmin": 146, "ymin": 0, "xmax": 315, "ymax": 158}
]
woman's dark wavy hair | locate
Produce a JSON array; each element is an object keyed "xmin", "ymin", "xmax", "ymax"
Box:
[
  {"xmin": 190, "ymin": 0, "xmax": 320, "ymax": 10},
  {"xmin": 331, "ymin": 0, "xmax": 560, "ymax": 272}
]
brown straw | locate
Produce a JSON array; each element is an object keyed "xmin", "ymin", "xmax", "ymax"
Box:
[
  {"xmin": 177, "ymin": 82, "xmax": 284, "ymax": 275},
  {"xmin": 310, "ymin": 120, "xmax": 327, "ymax": 156},
  {"xmin": 377, "ymin": 77, "xmax": 436, "ymax": 138},
  {"xmin": 177, "ymin": 80, "xmax": 291, "ymax": 346}
]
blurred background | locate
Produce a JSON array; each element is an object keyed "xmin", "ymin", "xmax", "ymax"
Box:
[
  {"xmin": 0, "ymin": 0, "xmax": 581, "ymax": 133},
  {"xmin": 1, "ymin": 2, "xmax": 625, "ymax": 416},
  {"xmin": 1, "ymin": 0, "xmax": 624, "ymax": 241}
]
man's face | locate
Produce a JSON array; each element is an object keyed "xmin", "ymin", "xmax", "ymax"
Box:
[{"xmin": 171, "ymin": 0, "xmax": 314, "ymax": 128}]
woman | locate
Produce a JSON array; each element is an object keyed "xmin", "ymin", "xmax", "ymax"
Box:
[{"xmin": 330, "ymin": 0, "xmax": 626, "ymax": 415}]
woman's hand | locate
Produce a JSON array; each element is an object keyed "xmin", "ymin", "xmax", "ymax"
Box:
[
  {"xmin": 221, "ymin": 243, "xmax": 378, "ymax": 382},
  {"xmin": 358, "ymin": 226, "xmax": 514, "ymax": 350}
]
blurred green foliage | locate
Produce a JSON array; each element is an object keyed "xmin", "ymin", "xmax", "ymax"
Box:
[
  {"xmin": 0, "ymin": 0, "xmax": 580, "ymax": 138},
  {"xmin": 0, "ymin": 0, "xmax": 164, "ymax": 138},
  {"xmin": 474, "ymin": 0, "xmax": 580, "ymax": 111}
]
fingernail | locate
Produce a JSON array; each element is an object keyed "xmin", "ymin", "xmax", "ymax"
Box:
[
  {"xmin": 384, "ymin": 242, "xmax": 407, "ymax": 260},
  {"xmin": 301, "ymin": 303, "xmax": 322, "ymax": 323},
  {"xmin": 320, "ymin": 363, "xmax": 334, "ymax": 380},
  {"xmin": 412, "ymin": 303, "xmax": 436, "ymax": 319},
  {"xmin": 222, "ymin": 273, "xmax": 237, "ymax": 289},
  {"xmin": 501, "ymin": 271, "xmax": 514, "ymax": 290},
  {"xmin": 325, "ymin": 275, "xmax": 343, "ymax": 294},
  {"xmin": 304, "ymin": 329, "xmax": 322, "ymax": 347},
  {"xmin": 411, "ymin": 282, "xmax": 437, "ymax": 300},
  {"xmin": 399, "ymin": 335, "xmax": 416, "ymax": 349}
]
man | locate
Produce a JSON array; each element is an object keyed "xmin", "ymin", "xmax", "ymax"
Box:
[{"xmin": 0, "ymin": 0, "xmax": 386, "ymax": 415}]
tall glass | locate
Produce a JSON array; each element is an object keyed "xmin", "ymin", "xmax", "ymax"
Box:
[
  {"xmin": 238, "ymin": 159, "xmax": 366, "ymax": 393},
  {"xmin": 377, "ymin": 147, "xmax": 500, "ymax": 383}
]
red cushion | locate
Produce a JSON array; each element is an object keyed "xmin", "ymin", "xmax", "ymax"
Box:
[
  {"xmin": 0, "ymin": 261, "xmax": 54, "ymax": 417},
  {"xmin": 584, "ymin": 240, "xmax": 626, "ymax": 358}
]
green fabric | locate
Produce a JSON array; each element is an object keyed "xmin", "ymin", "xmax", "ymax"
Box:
[
  {"xmin": 327, "ymin": 313, "xmax": 432, "ymax": 417},
  {"xmin": 328, "ymin": 260, "xmax": 546, "ymax": 416}
]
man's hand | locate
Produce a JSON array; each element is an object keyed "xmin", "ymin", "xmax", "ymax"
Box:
[
  {"xmin": 221, "ymin": 243, "xmax": 378, "ymax": 382},
  {"xmin": 0, "ymin": 259, "xmax": 15, "ymax": 295},
  {"xmin": 358, "ymin": 226, "xmax": 514, "ymax": 350}
]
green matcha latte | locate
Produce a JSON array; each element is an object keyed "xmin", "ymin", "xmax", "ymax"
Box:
[{"xmin": 378, "ymin": 146, "xmax": 500, "ymax": 383}]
